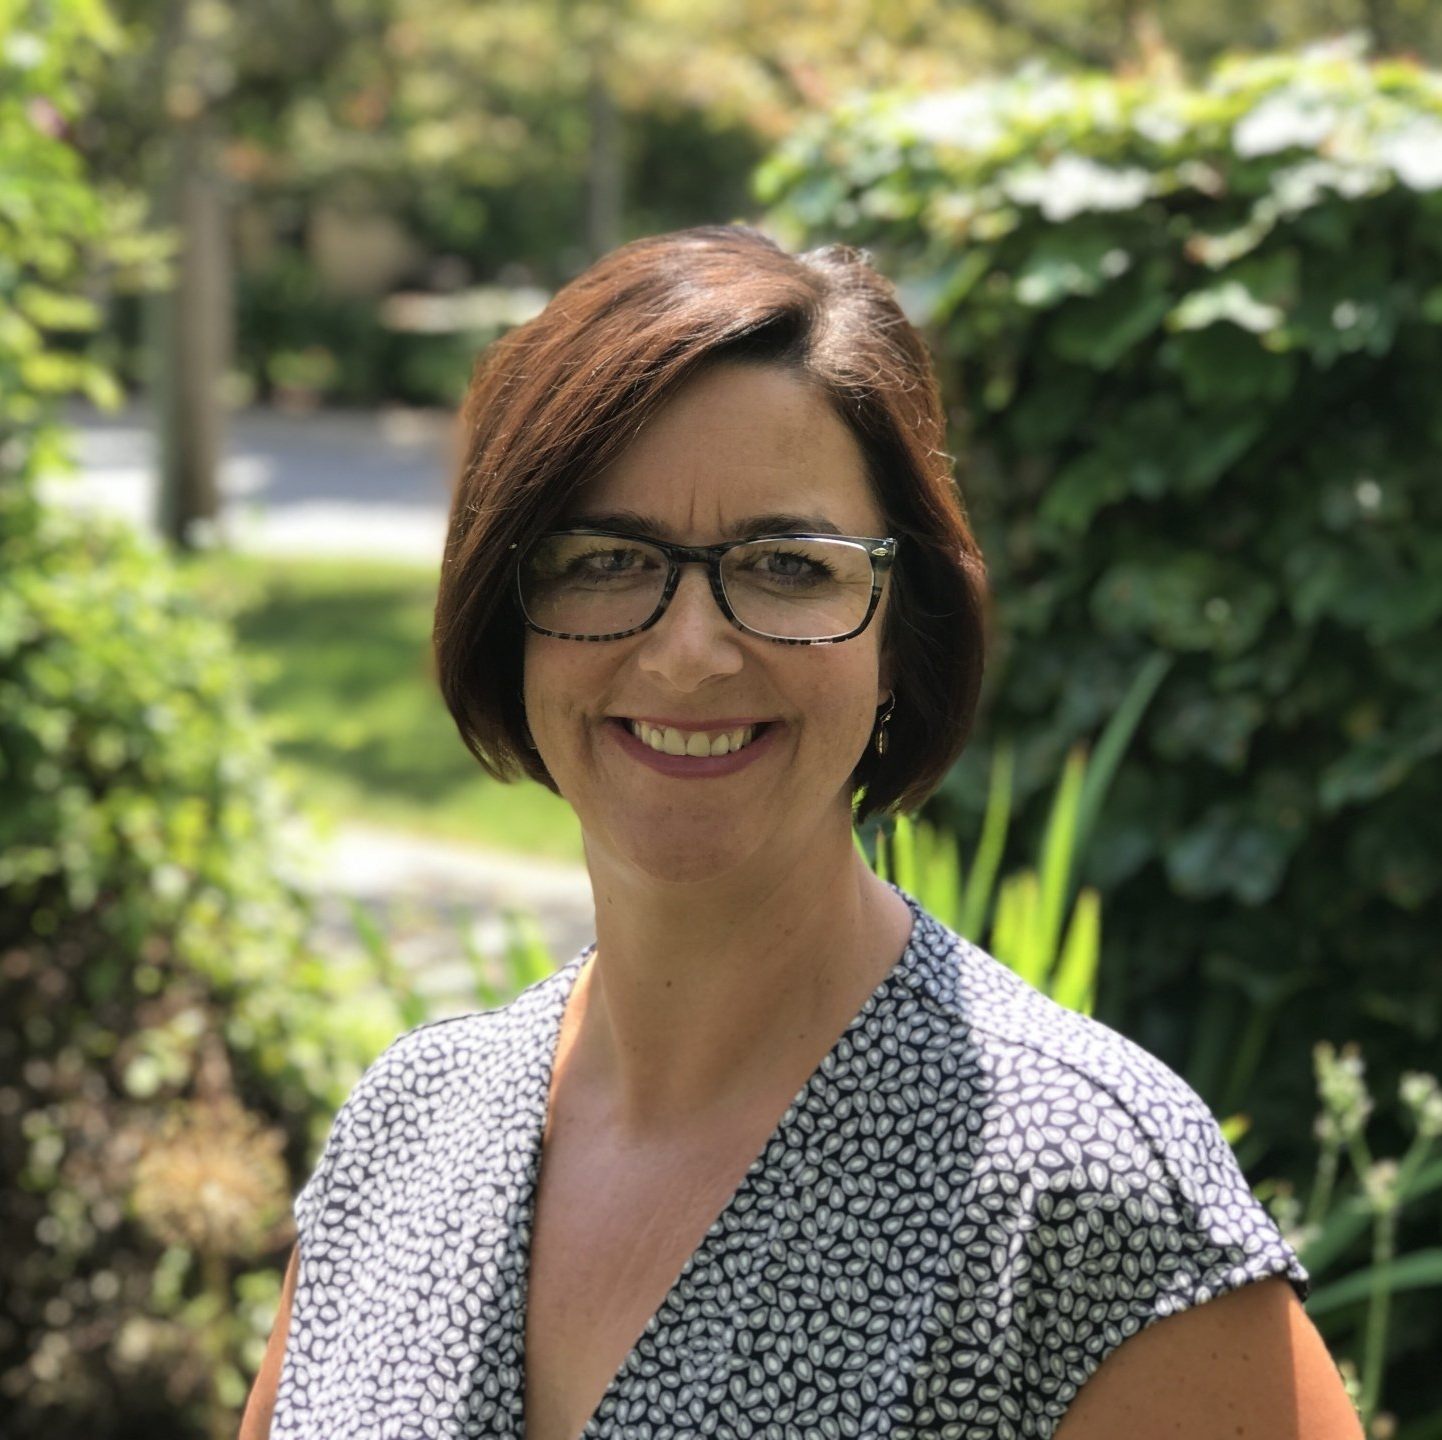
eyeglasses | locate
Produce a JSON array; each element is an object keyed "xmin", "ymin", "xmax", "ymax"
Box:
[{"xmin": 517, "ymin": 530, "xmax": 898, "ymax": 644}]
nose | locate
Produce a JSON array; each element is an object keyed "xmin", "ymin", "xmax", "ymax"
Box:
[{"xmin": 636, "ymin": 564, "xmax": 744, "ymax": 690}]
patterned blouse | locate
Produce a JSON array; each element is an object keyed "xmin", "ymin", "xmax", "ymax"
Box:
[{"xmin": 271, "ymin": 896, "xmax": 1307, "ymax": 1439}]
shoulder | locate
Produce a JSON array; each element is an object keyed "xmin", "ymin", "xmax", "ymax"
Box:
[
  {"xmin": 904, "ymin": 900, "xmax": 1235, "ymax": 1152},
  {"xmin": 897, "ymin": 900, "xmax": 1307, "ymax": 1298},
  {"xmin": 293, "ymin": 958, "xmax": 581, "ymax": 1230},
  {"xmin": 1053, "ymin": 1276, "xmax": 1363, "ymax": 1440},
  {"xmin": 340, "ymin": 957, "xmax": 581, "ymax": 1118}
]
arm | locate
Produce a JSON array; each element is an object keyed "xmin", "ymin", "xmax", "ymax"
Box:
[
  {"xmin": 1054, "ymin": 1277, "xmax": 1362, "ymax": 1440},
  {"xmin": 239, "ymin": 1244, "xmax": 301, "ymax": 1440}
]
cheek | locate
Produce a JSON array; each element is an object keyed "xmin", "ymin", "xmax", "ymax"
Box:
[
  {"xmin": 521, "ymin": 641, "xmax": 588, "ymax": 752},
  {"xmin": 807, "ymin": 651, "xmax": 888, "ymax": 754}
]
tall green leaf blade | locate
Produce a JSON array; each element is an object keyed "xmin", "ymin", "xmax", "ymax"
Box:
[
  {"xmin": 996, "ymin": 870, "xmax": 1047, "ymax": 984},
  {"xmin": 989, "ymin": 872, "xmax": 1021, "ymax": 969},
  {"xmin": 1037, "ymin": 745, "xmax": 1088, "ymax": 967},
  {"xmin": 1305, "ymin": 1249, "xmax": 1442, "ymax": 1319},
  {"xmin": 919, "ymin": 822, "xmax": 964, "ymax": 930},
  {"xmin": 1075, "ymin": 652, "xmax": 1172, "ymax": 858},
  {"xmin": 889, "ymin": 814, "xmax": 918, "ymax": 896},
  {"xmin": 1050, "ymin": 885, "xmax": 1100, "ymax": 1014},
  {"xmin": 960, "ymin": 743, "xmax": 1013, "ymax": 941}
]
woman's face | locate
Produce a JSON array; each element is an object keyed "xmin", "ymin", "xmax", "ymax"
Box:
[{"xmin": 522, "ymin": 363, "xmax": 893, "ymax": 886}]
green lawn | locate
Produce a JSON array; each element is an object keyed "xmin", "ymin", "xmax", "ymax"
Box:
[{"xmin": 186, "ymin": 553, "xmax": 585, "ymax": 862}]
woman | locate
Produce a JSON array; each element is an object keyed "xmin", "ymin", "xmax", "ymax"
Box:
[{"xmin": 243, "ymin": 227, "xmax": 1360, "ymax": 1439}]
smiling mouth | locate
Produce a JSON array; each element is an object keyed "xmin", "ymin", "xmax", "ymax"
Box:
[{"xmin": 625, "ymin": 720, "xmax": 763, "ymax": 757}]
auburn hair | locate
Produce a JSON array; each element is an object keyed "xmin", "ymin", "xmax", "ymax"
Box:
[{"xmin": 433, "ymin": 225, "xmax": 986, "ymax": 820}]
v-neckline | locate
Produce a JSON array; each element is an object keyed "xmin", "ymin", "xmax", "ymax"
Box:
[{"xmin": 511, "ymin": 897, "xmax": 926, "ymax": 1440}]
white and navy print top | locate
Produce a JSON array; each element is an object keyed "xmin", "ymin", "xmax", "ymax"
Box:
[{"xmin": 271, "ymin": 896, "xmax": 1308, "ymax": 1440}]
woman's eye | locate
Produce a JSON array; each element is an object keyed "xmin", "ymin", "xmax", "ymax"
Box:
[
  {"xmin": 566, "ymin": 545, "xmax": 656, "ymax": 580},
  {"xmin": 576, "ymin": 547, "xmax": 640, "ymax": 571},
  {"xmin": 757, "ymin": 550, "xmax": 833, "ymax": 582},
  {"xmin": 763, "ymin": 552, "xmax": 802, "ymax": 576}
]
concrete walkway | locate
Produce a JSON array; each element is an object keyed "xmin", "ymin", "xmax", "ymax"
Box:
[
  {"xmin": 51, "ymin": 403, "xmax": 595, "ymax": 1006},
  {"xmin": 47, "ymin": 402, "xmax": 457, "ymax": 562},
  {"xmin": 303, "ymin": 826, "xmax": 595, "ymax": 1014}
]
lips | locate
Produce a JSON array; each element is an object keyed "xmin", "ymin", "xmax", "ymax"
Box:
[{"xmin": 626, "ymin": 720, "xmax": 761, "ymax": 757}]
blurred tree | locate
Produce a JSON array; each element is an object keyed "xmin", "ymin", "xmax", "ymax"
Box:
[
  {"xmin": 81, "ymin": 0, "xmax": 1442, "ymax": 491},
  {"xmin": 1, "ymin": 15, "xmax": 414, "ymax": 1432},
  {"xmin": 150, "ymin": 0, "xmax": 229, "ymax": 546},
  {"xmin": 87, "ymin": 0, "xmax": 391, "ymax": 543}
]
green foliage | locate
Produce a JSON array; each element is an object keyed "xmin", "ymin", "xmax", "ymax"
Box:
[
  {"xmin": 874, "ymin": 652, "xmax": 1163, "ymax": 1013},
  {"xmin": 1261, "ymin": 1048, "xmax": 1442, "ymax": 1433},
  {"xmin": 0, "ymin": 0, "xmax": 172, "ymax": 407},
  {"xmin": 876, "ymin": 753, "xmax": 1102, "ymax": 1016},
  {"xmin": 0, "ymin": 508, "xmax": 559, "ymax": 1437},
  {"xmin": 1, "ymin": 0, "xmax": 127, "ymax": 421},
  {"xmin": 353, "ymin": 903, "xmax": 563, "ymax": 1023},
  {"xmin": 1, "ymin": 5, "xmax": 408, "ymax": 1433},
  {"xmin": 461, "ymin": 910, "xmax": 557, "ymax": 1012},
  {"xmin": 0, "ymin": 500, "xmax": 417, "ymax": 1436},
  {"xmin": 233, "ymin": 257, "xmax": 490, "ymax": 408},
  {"xmin": 764, "ymin": 41, "xmax": 1442, "ymax": 1423}
]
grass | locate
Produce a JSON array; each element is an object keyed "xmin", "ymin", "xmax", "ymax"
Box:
[{"xmin": 184, "ymin": 552, "xmax": 585, "ymax": 862}]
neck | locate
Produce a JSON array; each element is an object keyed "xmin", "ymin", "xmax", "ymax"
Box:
[{"xmin": 556, "ymin": 819, "xmax": 914, "ymax": 1135}]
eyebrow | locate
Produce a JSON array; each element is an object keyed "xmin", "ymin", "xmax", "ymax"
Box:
[{"xmin": 558, "ymin": 509, "xmax": 849, "ymax": 540}]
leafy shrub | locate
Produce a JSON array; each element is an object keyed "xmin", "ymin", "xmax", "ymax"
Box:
[
  {"xmin": 0, "ymin": 4, "xmax": 410, "ymax": 1433},
  {"xmin": 0, "ymin": 481, "xmax": 415, "ymax": 1438},
  {"xmin": 874, "ymin": 653, "xmax": 1170, "ymax": 1016},
  {"xmin": 1268, "ymin": 1049, "xmax": 1442, "ymax": 1433},
  {"xmin": 762, "ymin": 41, "xmax": 1442, "ymax": 1427}
]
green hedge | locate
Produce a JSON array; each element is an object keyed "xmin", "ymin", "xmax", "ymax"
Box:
[
  {"xmin": 1, "ymin": 4, "xmax": 407, "ymax": 1433},
  {"xmin": 762, "ymin": 43, "xmax": 1442, "ymax": 1428},
  {"xmin": 0, "ymin": 495, "xmax": 410, "ymax": 1436}
]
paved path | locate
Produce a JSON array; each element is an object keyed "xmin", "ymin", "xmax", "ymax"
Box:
[
  {"xmin": 47, "ymin": 402, "xmax": 457, "ymax": 562},
  {"xmin": 302, "ymin": 826, "xmax": 595, "ymax": 1014},
  {"xmin": 50, "ymin": 403, "xmax": 595, "ymax": 1006}
]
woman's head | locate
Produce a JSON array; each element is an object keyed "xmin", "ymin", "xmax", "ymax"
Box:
[{"xmin": 434, "ymin": 224, "xmax": 986, "ymax": 821}]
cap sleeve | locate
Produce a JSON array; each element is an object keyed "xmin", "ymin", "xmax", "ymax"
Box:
[{"xmin": 1006, "ymin": 1060, "xmax": 1308, "ymax": 1438}]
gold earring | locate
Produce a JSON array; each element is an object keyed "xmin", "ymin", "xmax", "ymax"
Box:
[{"xmin": 874, "ymin": 695, "xmax": 896, "ymax": 757}]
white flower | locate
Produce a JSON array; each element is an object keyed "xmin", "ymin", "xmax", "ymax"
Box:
[
  {"xmin": 1381, "ymin": 118, "xmax": 1442, "ymax": 191},
  {"xmin": 1005, "ymin": 155, "xmax": 1153, "ymax": 222},
  {"xmin": 899, "ymin": 92, "xmax": 1004, "ymax": 153},
  {"xmin": 1234, "ymin": 94, "xmax": 1339, "ymax": 157}
]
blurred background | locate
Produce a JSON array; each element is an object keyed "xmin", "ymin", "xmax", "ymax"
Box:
[{"xmin": 3, "ymin": 1, "xmax": 1442, "ymax": 1436}]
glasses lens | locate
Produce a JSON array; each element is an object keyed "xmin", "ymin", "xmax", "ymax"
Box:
[
  {"xmin": 520, "ymin": 533, "xmax": 669, "ymax": 637},
  {"xmin": 721, "ymin": 537, "xmax": 875, "ymax": 641}
]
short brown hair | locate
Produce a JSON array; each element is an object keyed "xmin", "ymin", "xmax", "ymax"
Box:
[{"xmin": 434, "ymin": 225, "xmax": 986, "ymax": 820}]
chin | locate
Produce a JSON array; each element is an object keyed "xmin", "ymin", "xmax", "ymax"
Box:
[{"xmin": 585, "ymin": 794, "xmax": 856, "ymax": 890}]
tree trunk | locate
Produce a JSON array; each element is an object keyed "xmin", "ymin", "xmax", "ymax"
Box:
[
  {"xmin": 1362, "ymin": 0, "xmax": 1394, "ymax": 54},
  {"xmin": 153, "ymin": 0, "xmax": 231, "ymax": 549},
  {"xmin": 585, "ymin": 35, "xmax": 622, "ymax": 261}
]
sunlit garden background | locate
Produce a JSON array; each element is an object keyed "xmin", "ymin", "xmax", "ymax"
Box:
[{"xmin": 3, "ymin": 0, "xmax": 1441, "ymax": 1434}]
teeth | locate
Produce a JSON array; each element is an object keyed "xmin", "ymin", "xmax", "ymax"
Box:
[{"xmin": 630, "ymin": 721, "xmax": 757, "ymax": 757}]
